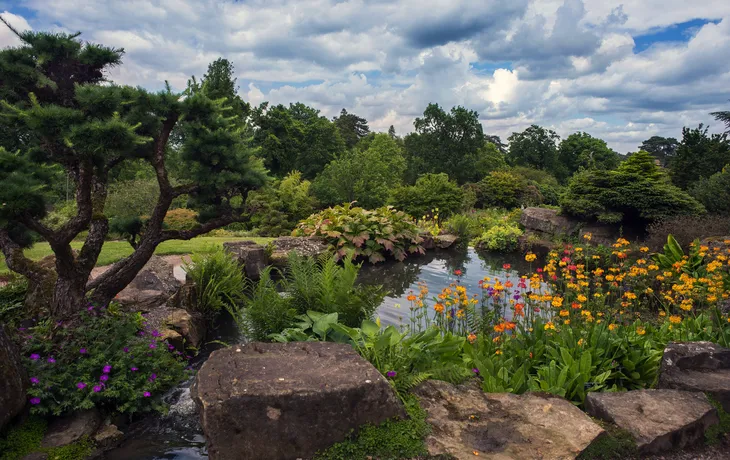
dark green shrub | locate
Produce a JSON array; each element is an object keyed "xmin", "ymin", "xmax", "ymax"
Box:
[
  {"xmin": 474, "ymin": 171, "xmax": 530, "ymax": 209},
  {"xmin": 163, "ymin": 208, "xmax": 198, "ymax": 231},
  {"xmin": 246, "ymin": 171, "xmax": 318, "ymax": 236},
  {"xmin": 294, "ymin": 203, "xmax": 423, "ymax": 263},
  {"xmin": 690, "ymin": 166, "xmax": 730, "ymax": 215},
  {"xmin": 183, "ymin": 247, "xmax": 245, "ymax": 321},
  {"xmin": 561, "ymin": 151, "xmax": 705, "ymax": 225},
  {"xmin": 20, "ymin": 305, "xmax": 188, "ymax": 416},
  {"xmin": 241, "ymin": 267, "xmax": 296, "ymax": 341},
  {"xmin": 390, "ymin": 173, "xmax": 464, "ymax": 219}
]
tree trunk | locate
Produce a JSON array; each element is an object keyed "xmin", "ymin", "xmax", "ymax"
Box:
[
  {"xmin": 88, "ymin": 238, "xmax": 160, "ymax": 306},
  {"xmin": 51, "ymin": 272, "xmax": 88, "ymax": 319}
]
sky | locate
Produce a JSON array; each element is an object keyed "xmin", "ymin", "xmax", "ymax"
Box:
[{"xmin": 1, "ymin": 0, "xmax": 729, "ymax": 153}]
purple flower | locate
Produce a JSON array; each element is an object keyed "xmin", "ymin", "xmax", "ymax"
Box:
[
  {"xmin": 472, "ymin": 368, "xmax": 480, "ymax": 375},
  {"xmin": 143, "ymin": 391, "xmax": 151, "ymax": 398},
  {"xmin": 386, "ymin": 371, "xmax": 397, "ymax": 378},
  {"xmin": 79, "ymin": 348, "xmax": 87, "ymax": 354},
  {"xmin": 47, "ymin": 357, "xmax": 56, "ymax": 364},
  {"xmin": 30, "ymin": 397, "xmax": 41, "ymax": 405},
  {"xmin": 103, "ymin": 365, "xmax": 112, "ymax": 374},
  {"xmin": 30, "ymin": 377, "xmax": 40, "ymax": 385},
  {"xmin": 123, "ymin": 347, "xmax": 129, "ymax": 353},
  {"xmin": 100, "ymin": 375, "xmax": 109, "ymax": 382},
  {"xmin": 93, "ymin": 385, "xmax": 102, "ymax": 393},
  {"xmin": 149, "ymin": 343, "xmax": 156, "ymax": 349},
  {"xmin": 18, "ymin": 327, "xmax": 26, "ymax": 332},
  {"xmin": 168, "ymin": 345, "xmax": 175, "ymax": 351},
  {"xmin": 76, "ymin": 382, "xmax": 87, "ymax": 390},
  {"xmin": 151, "ymin": 330, "xmax": 162, "ymax": 337},
  {"xmin": 138, "ymin": 331, "xmax": 145, "ymax": 336},
  {"xmin": 148, "ymin": 373, "xmax": 157, "ymax": 382},
  {"xmin": 87, "ymin": 306, "xmax": 94, "ymax": 311},
  {"xmin": 30, "ymin": 353, "xmax": 40, "ymax": 361},
  {"xmin": 131, "ymin": 367, "xmax": 139, "ymax": 372}
]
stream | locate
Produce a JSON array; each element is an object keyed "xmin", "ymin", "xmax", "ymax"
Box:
[{"xmin": 105, "ymin": 245, "xmax": 528, "ymax": 459}]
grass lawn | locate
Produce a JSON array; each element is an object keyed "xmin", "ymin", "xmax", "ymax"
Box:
[{"xmin": 0, "ymin": 236, "xmax": 274, "ymax": 275}]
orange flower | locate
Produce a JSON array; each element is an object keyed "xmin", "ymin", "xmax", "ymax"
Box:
[
  {"xmin": 505, "ymin": 281, "xmax": 514, "ymax": 288},
  {"xmin": 468, "ymin": 333, "xmax": 477, "ymax": 343},
  {"xmin": 434, "ymin": 303, "xmax": 445, "ymax": 314},
  {"xmin": 406, "ymin": 294, "xmax": 417, "ymax": 301},
  {"xmin": 494, "ymin": 323, "xmax": 506, "ymax": 333}
]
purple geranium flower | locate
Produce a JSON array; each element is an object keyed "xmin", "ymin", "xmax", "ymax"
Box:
[
  {"xmin": 386, "ymin": 371, "xmax": 397, "ymax": 378},
  {"xmin": 93, "ymin": 385, "xmax": 102, "ymax": 393},
  {"xmin": 30, "ymin": 353, "xmax": 40, "ymax": 361},
  {"xmin": 30, "ymin": 397, "xmax": 41, "ymax": 405},
  {"xmin": 76, "ymin": 382, "xmax": 87, "ymax": 390},
  {"xmin": 472, "ymin": 368, "xmax": 480, "ymax": 375},
  {"xmin": 123, "ymin": 347, "xmax": 129, "ymax": 353},
  {"xmin": 131, "ymin": 367, "xmax": 139, "ymax": 372},
  {"xmin": 148, "ymin": 373, "xmax": 157, "ymax": 382},
  {"xmin": 149, "ymin": 343, "xmax": 156, "ymax": 349},
  {"xmin": 168, "ymin": 344, "xmax": 175, "ymax": 351},
  {"xmin": 103, "ymin": 365, "xmax": 112, "ymax": 373},
  {"xmin": 151, "ymin": 330, "xmax": 162, "ymax": 337},
  {"xmin": 47, "ymin": 356, "xmax": 56, "ymax": 364},
  {"xmin": 79, "ymin": 348, "xmax": 87, "ymax": 354},
  {"xmin": 143, "ymin": 391, "xmax": 151, "ymax": 398},
  {"xmin": 100, "ymin": 374, "xmax": 109, "ymax": 382},
  {"xmin": 30, "ymin": 377, "xmax": 40, "ymax": 385}
]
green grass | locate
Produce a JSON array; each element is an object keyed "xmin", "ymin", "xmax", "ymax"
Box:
[
  {"xmin": 0, "ymin": 417, "xmax": 93, "ymax": 460},
  {"xmin": 0, "ymin": 236, "xmax": 274, "ymax": 275}
]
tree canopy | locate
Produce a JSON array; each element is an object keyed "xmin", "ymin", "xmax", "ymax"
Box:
[
  {"xmin": 507, "ymin": 125, "xmax": 560, "ymax": 173},
  {"xmin": 333, "ymin": 108, "xmax": 370, "ymax": 149},
  {"xmin": 0, "ymin": 26, "xmax": 266, "ymax": 318},
  {"xmin": 638, "ymin": 136, "xmax": 678, "ymax": 167},
  {"xmin": 670, "ymin": 124, "xmax": 730, "ymax": 189},
  {"xmin": 556, "ymin": 132, "xmax": 620, "ymax": 181}
]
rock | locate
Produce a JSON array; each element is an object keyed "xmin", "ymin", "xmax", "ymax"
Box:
[
  {"xmin": 518, "ymin": 232, "xmax": 554, "ymax": 256},
  {"xmin": 434, "ymin": 234, "xmax": 459, "ymax": 249},
  {"xmin": 414, "ymin": 380, "xmax": 604, "ymax": 459},
  {"xmin": 579, "ymin": 223, "xmax": 620, "ymax": 246},
  {"xmin": 223, "ymin": 240, "xmax": 267, "ymax": 280},
  {"xmin": 520, "ymin": 207, "xmax": 580, "ymax": 237},
  {"xmin": 419, "ymin": 233, "xmax": 435, "ymax": 250},
  {"xmin": 115, "ymin": 256, "xmax": 181, "ymax": 311},
  {"xmin": 41, "ymin": 409, "xmax": 101, "ymax": 448},
  {"xmin": 269, "ymin": 236, "xmax": 330, "ymax": 268},
  {"xmin": 166, "ymin": 281, "xmax": 197, "ymax": 311},
  {"xmin": 166, "ymin": 309, "xmax": 206, "ymax": 349},
  {"xmin": 93, "ymin": 424, "xmax": 124, "ymax": 450},
  {"xmin": 160, "ymin": 328, "xmax": 184, "ymax": 350},
  {"xmin": 0, "ymin": 325, "xmax": 27, "ymax": 431},
  {"xmin": 192, "ymin": 342, "xmax": 404, "ymax": 460},
  {"xmin": 585, "ymin": 389, "xmax": 719, "ymax": 454},
  {"xmin": 657, "ymin": 342, "xmax": 730, "ymax": 412}
]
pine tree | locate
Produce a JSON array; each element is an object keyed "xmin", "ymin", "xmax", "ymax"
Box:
[{"xmin": 0, "ymin": 21, "xmax": 267, "ymax": 319}]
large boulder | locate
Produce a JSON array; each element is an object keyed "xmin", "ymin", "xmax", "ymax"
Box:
[
  {"xmin": 142, "ymin": 306, "xmax": 206, "ymax": 350},
  {"xmin": 192, "ymin": 342, "xmax": 404, "ymax": 460},
  {"xmin": 520, "ymin": 207, "xmax": 581, "ymax": 237},
  {"xmin": 223, "ymin": 240, "xmax": 267, "ymax": 280},
  {"xmin": 414, "ymin": 380, "xmax": 604, "ymax": 459},
  {"xmin": 434, "ymin": 234, "xmax": 459, "ymax": 249},
  {"xmin": 0, "ymin": 325, "xmax": 27, "ymax": 431},
  {"xmin": 115, "ymin": 256, "xmax": 182, "ymax": 311},
  {"xmin": 41, "ymin": 409, "xmax": 101, "ymax": 448},
  {"xmin": 269, "ymin": 236, "xmax": 329, "ymax": 268},
  {"xmin": 657, "ymin": 341, "xmax": 730, "ymax": 412},
  {"xmin": 585, "ymin": 389, "xmax": 718, "ymax": 454}
]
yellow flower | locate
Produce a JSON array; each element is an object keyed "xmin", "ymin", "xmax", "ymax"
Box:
[
  {"xmin": 659, "ymin": 311, "xmax": 666, "ymax": 317},
  {"xmin": 636, "ymin": 326, "xmax": 646, "ymax": 335},
  {"xmin": 564, "ymin": 319, "xmax": 571, "ymax": 325},
  {"xmin": 559, "ymin": 309, "xmax": 570, "ymax": 317},
  {"xmin": 552, "ymin": 296, "xmax": 564, "ymax": 308},
  {"xmin": 608, "ymin": 323, "xmax": 618, "ymax": 331},
  {"xmin": 577, "ymin": 294, "xmax": 587, "ymax": 303},
  {"xmin": 525, "ymin": 252, "xmax": 537, "ymax": 262},
  {"xmin": 544, "ymin": 322, "xmax": 556, "ymax": 330},
  {"xmin": 583, "ymin": 233, "xmax": 592, "ymax": 241},
  {"xmin": 669, "ymin": 315, "xmax": 682, "ymax": 324},
  {"xmin": 578, "ymin": 338, "xmax": 585, "ymax": 346},
  {"xmin": 640, "ymin": 246, "xmax": 649, "ymax": 253},
  {"xmin": 495, "ymin": 349, "xmax": 502, "ymax": 355},
  {"xmin": 434, "ymin": 303, "xmax": 445, "ymax": 313}
]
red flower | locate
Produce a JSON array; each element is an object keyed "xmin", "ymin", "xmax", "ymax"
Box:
[
  {"xmin": 454, "ymin": 269, "xmax": 462, "ymax": 276},
  {"xmin": 503, "ymin": 263, "xmax": 511, "ymax": 270}
]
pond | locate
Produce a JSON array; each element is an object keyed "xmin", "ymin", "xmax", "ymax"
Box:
[{"xmin": 105, "ymin": 245, "xmax": 531, "ymax": 459}]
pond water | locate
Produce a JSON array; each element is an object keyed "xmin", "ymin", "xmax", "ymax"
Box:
[{"xmin": 105, "ymin": 245, "xmax": 530, "ymax": 459}]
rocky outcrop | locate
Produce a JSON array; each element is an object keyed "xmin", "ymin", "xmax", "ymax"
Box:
[
  {"xmin": 41, "ymin": 409, "xmax": 101, "ymax": 448},
  {"xmin": 115, "ymin": 256, "xmax": 182, "ymax": 311},
  {"xmin": 192, "ymin": 342, "xmax": 404, "ymax": 460},
  {"xmin": 93, "ymin": 424, "xmax": 124, "ymax": 450},
  {"xmin": 584, "ymin": 389, "xmax": 718, "ymax": 454},
  {"xmin": 223, "ymin": 240, "xmax": 267, "ymax": 280},
  {"xmin": 434, "ymin": 234, "xmax": 459, "ymax": 249},
  {"xmin": 414, "ymin": 380, "xmax": 604, "ymax": 459},
  {"xmin": 269, "ymin": 236, "xmax": 329, "ymax": 268},
  {"xmin": 166, "ymin": 309, "xmax": 205, "ymax": 349},
  {"xmin": 657, "ymin": 341, "xmax": 730, "ymax": 412},
  {"xmin": 0, "ymin": 325, "xmax": 27, "ymax": 431}
]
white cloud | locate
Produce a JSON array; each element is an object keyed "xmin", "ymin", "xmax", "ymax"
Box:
[{"xmin": 1, "ymin": 0, "xmax": 729, "ymax": 154}]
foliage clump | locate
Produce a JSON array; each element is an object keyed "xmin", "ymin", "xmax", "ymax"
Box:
[
  {"xmin": 294, "ymin": 203, "xmax": 424, "ymax": 263},
  {"xmin": 561, "ymin": 151, "xmax": 705, "ymax": 225},
  {"xmin": 183, "ymin": 247, "xmax": 245, "ymax": 321},
  {"xmin": 473, "ymin": 223, "xmax": 523, "ymax": 252},
  {"xmin": 390, "ymin": 173, "xmax": 464, "ymax": 220},
  {"xmin": 245, "ymin": 171, "xmax": 318, "ymax": 236},
  {"xmin": 20, "ymin": 305, "xmax": 188, "ymax": 416}
]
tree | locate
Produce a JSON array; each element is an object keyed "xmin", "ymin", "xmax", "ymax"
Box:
[
  {"xmin": 388, "ymin": 125, "xmax": 397, "ymax": 139},
  {"xmin": 311, "ymin": 133, "xmax": 405, "ymax": 209},
  {"xmin": 670, "ymin": 124, "xmax": 730, "ymax": 189},
  {"xmin": 556, "ymin": 132, "xmax": 620, "ymax": 181},
  {"xmin": 0, "ymin": 25, "xmax": 267, "ymax": 319},
  {"xmin": 485, "ymin": 135, "xmax": 508, "ymax": 155},
  {"xmin": 561, "ymin": 151, "xmax": 704, "ymax": 225},
  {"xmin": 403, "ymin": 103, "xmax": 485, "ymax": 184},
  {"xmin": 245, "ymin": 171, "xmax": 317, "ymax": 236},
  {"xmin": 507, "ymin": 125, "xmax": 560, "ymax": 173},
  {"xmin": 711, "ymin": 101, "xmax": 730, "ymax": 134},
  {"xmin": 638, "ymin": 136, "xmax": 678, "ymax": 167},
  {"xmin": 689, "ymin": 166, "xmax": 730, "ymax": 216},
  {"xmin": 332, "ymin": 108, "xmax": 370, "ymax": 149},
  {"xmin": 252, "ymin": 102, "xmax": 345, "ymax": 179},
  {"xmin": 200, "ymin": 58, "xmax": 250, "ymax": 120}
]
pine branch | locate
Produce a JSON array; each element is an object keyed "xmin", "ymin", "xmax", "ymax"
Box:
[
  {"xmin": 0, "ymin": 229, "xmax": 50, "ymax": 283},
  {"xmin": 0, "ymin": 14, "xmax": 25, "ymax": 42}
]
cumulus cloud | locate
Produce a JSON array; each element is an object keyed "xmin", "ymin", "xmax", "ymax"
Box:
[{"xmin": 1, "ymin": 0, "xmax": 729, "ymax": 153}]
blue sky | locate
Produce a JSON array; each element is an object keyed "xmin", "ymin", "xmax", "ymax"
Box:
[{"xmin": 1, "ymin": 0, "xmax": 729, "ymax": 152}]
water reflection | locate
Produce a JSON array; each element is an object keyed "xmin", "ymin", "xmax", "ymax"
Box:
[{"xmin": 358, "ymin": 246, "xmax": 537, "ymax": 326}]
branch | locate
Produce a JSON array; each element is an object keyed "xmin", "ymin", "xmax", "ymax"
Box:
[
  {"xmin": 158, "ymin": 214, "xmax": 244, "ymax": 242},
  {"xmin": 0, "ymin": 229, "xmax": 50, "ymax": 283},
  {"xmin": 172, "ymin": 183, "xmax": 198, "ymax": 197}
]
